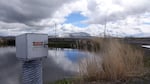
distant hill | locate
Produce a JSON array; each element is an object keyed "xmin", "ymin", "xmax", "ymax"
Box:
[
  {"xmin": 0, "ymin": 36, "xmax": 15, "ymax": 40},
  {"xmin": 131, "ymin": 33, "xmax": 150, "ymax": 37}
]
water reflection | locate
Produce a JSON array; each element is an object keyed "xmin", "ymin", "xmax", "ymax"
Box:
[
  {"xmin": 0, "ymin": 47, "xmax": 21, "ymax": 84},
  {"xmin": 0, "ymin": 47, "xmax": 87, "ymax": 84}
]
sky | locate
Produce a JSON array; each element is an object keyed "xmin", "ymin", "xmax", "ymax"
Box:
[{"xmin": 0, "ymin": 0, "xmax": 150, "ymax": 37}]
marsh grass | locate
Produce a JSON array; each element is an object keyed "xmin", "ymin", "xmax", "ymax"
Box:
[{"xmin": 78, "ymin": 38, "xmax": 144, "ymax": 81}]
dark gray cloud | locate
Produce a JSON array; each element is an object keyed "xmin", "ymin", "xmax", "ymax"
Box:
[{"xmin": 0, "ymin": 0, "xmax": 71, "ymax": 25}]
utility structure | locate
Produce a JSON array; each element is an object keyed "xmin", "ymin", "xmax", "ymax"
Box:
[
  {"xmin": 16, "ymin": 33, "xmax": 48, "ymax": 84},
  {"xmin": 104, "ymin": 14, "xmax": 107, "ymax": 37}
]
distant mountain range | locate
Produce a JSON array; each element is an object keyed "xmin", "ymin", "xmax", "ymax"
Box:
[
  {"xmin": 0, "ymin": 32, "xmax": 91, "ymax": 39},
  {"xmin": 131, "ymin": 33, "xmax": 150, "ymax": 37},
  {"xmin": 0, "ymin": 32, "xmax": 150, "ymax": 39},
  {"xmin": 0, "ymin": 36, "xmax": 15, "ymax": 39},
  {"xmin": 58, "ymin": 32, "xmax": 91, "ymax": 38}
]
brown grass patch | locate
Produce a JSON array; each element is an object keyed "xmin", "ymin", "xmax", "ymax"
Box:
[{"xmin": 78, "ymin": 38, "xmax": 144, "ymax": 81}]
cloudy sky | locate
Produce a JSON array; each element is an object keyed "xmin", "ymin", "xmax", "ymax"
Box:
[{"xmin": 0, "ymin": 0, "xmax": 150, "ymax": 37}]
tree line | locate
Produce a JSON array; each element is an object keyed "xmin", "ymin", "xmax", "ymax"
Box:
[{"xmin": 0, "ymin": 39, "xmax": 15, "ymax": 46}]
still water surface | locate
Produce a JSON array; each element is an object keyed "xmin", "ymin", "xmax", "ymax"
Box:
[
  {"xmin": 0, "ymin": 47, "xmax": 87, "ymax": 84},
  {"xmin": 142, "ymin": 45, "xmax": 150, "ymax": 49}
]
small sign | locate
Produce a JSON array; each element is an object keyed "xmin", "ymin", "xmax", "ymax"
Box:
[{"xmin": 33, "ymin": 42, "xmax": 44, "ymax": 46}]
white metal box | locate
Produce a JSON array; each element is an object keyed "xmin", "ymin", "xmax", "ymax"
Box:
[{"xmin": 16, "ymin": 33, "xmax": 48, "ymax": 60}]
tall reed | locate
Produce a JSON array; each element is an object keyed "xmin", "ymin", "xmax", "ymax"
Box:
[{"xmin": 78, "ymin": 38, "xmax": 144, "ymax": 81}]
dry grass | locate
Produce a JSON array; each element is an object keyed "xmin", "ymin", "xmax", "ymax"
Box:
[{"xmin": 78, "ymin": 38, "xmax": 144, "ymax": 81}]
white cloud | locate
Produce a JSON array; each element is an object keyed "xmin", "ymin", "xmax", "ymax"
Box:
[
  {"xmin": 48, "ymin": 49, "xmax": 79, "ymax": 72},
  {"xmin": 85, "ymin": 0, "xmax": 150, "ymax": 24},
  {"xmin": 0, "ymin": 0, "xmax": 150, "ymax": 37}
]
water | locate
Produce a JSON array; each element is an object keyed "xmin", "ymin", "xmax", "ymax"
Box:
[
  {"xmin": 0, "ymin": 47, "xmax": 88, "ymax": 84},
  {"xmin": 142, "ymin": 45, "xmax": 150, "ymax": 49}
]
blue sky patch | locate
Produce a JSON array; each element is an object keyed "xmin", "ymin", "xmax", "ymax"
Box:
[
  {"xmin": 143, "ymin": 22, "xmax": 150, "ymax": 25},
  {"xmin": 65, "ymin": 49, "xmax": 85, "ymax": 63},
  {"xmin": 65, "ymin": 12, "xmax": 88, "ymax": 28}
]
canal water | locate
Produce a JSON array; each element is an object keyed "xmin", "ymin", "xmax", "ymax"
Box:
[
  {"xmin": 1, "ymin": 45, "xmax": 149, "ymax": 84},
  {"xmin": 142, "ymin": 45, "xmax": 150, "ymax": 49},
  {"xmin": 0, "ymin": 47, "xmax": 89, "ymax": 84}
]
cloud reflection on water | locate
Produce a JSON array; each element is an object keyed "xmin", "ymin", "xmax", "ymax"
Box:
[{"xmin": 0, "ymin": 47, "xmax": 88, "ymax": 84}]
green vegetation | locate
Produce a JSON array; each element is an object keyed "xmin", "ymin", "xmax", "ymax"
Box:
[
  {"xmin": 0, "ymin": 39, "xmax": 15, "ymax": 46},
  {"xmin": 48, "ymin": 41, "xmax": 76, "ymax": 48}
]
